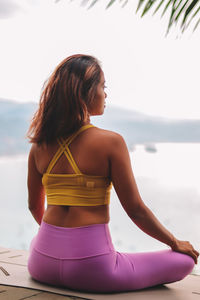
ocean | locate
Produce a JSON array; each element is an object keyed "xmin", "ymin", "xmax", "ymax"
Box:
[{"xmin": 0, "ymin": 143, "xmax": 199, "ymax": 274}]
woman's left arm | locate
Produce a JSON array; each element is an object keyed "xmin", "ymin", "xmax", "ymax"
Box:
[{"xmin": 27, "ymin": 144, "xmax": 45, "ymax": 225}]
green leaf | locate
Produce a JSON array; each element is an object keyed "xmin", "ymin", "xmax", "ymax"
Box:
[
  {"xmin": 153, "ymin": 0, "xmax": 166, "ymax": 15},
  {"xmin": 168, "ymin": 0, "xmax": 179, "ymax": 29},
  {"xmin": 183, "ymin": 5, "xmax": 200, "ymax": 28},
  {"xmin": 141, "ymin": 0, "xmax": 158, "ymax": 16},
  {"xmin": 56, "ymin": 0, "xmax": 200, "ymax": 34},
  {"xmin": 106, "ymin": 0, "xmax": 117, "ymax": 9},
  {"xmin": 161, "ymin": 0, "xmax": 173, "ymax": 17},
  {"xmin": 174, "ymin": 0, "xmax": 189, "ymax": 22},
  {"xmin": 193, "ymin": 16, "xmax": 200, "ymax": 30},
  {"xmin": 181, "ymin": 0, "xmax": 199, "ymax": 26},
  {"xmin": 191, "ymin": 4, "xmax": 200, "ymax": 18},
  {"xmin": 136, "ymin": 0, "xmax": 147, "ymax": 12}
]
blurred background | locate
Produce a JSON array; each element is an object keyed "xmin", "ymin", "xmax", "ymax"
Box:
[{"xmin": 0, "ymin": 0, "xmax": 199, "ymax": 274}]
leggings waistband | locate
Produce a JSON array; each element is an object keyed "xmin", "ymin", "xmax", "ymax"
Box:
[{"xmin": 32, "ymin": 221, "xmax": 115, "ymax": 259}]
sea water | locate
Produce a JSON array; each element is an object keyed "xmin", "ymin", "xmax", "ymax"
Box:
[{"xmin": 0, "ymin": 143, "xmax": 199, "ymax": 274}]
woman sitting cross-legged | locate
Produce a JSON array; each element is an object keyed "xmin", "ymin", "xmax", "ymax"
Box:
[{"xmin": 27, "ymin": 54, "xmax": 199, "ymax": 293}]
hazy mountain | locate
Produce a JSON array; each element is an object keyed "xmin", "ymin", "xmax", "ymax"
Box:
[
  {"xmin": 92, "ymin": 106, "xmax": 200, "ymax": 147},
  {"xmin": 0, "ymin": 99, "xmax": 37, "ymax": 155},
  {"xmin": 0, "ymin": 98, "xmax": 200, "ymax": 156}
]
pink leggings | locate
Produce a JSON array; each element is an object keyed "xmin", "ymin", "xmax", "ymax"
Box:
[{"xmin": 28, "ymin": 221, "xmax": 194, "ymax": 293}]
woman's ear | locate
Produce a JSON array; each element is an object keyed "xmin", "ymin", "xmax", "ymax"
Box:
[{"xmin": 86, "ymin": 110, "xmax": 91, "ymax": 121}]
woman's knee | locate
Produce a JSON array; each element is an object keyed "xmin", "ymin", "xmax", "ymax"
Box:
[
  {"xmin": 173, "ymin": 251, "xmax": 195, "ymax": 280},
  {"xmin": 182, "ymin": 253, "xmax": 195, "ymax": 275}
]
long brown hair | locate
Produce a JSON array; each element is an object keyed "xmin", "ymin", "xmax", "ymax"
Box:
[{"xmin": 27, "ymin": 54, "xmax": 102, "ymax": 144}]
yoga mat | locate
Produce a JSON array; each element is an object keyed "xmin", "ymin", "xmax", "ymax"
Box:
[{"xmin": 0, "ymin": 246, "xmax": 199, "ymax": 300}]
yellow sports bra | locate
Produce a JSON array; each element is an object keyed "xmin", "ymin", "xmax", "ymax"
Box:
[{"xmin": 42, "ymin": 124, "xmax": 112, "ymax": 206}]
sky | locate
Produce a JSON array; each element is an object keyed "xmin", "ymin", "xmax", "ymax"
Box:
[{"xmin": 0, "ymin": 0, "xmax": 200, "ymax": 119}]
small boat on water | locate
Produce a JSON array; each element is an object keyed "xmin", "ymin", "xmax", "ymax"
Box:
[{"xmin": 144, "ymin": 143, "xmax": 157, "ymax": 153}]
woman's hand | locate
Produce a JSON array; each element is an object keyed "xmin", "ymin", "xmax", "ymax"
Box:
[{"xmin": 171, "ymin": 239, "xmax": 199, "ymax": 264}]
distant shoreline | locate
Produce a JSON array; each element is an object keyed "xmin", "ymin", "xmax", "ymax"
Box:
[{"xmin": 1, "ymin": 142, "xmax": 200, "ymax": 159}]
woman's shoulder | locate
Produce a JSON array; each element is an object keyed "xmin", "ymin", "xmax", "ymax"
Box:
[
  {"xmin": 94, "ymin": 126, "xmax": 123, "ymax": 140},
  {"xmin": 93, "ymin": 126, "xmax": 125, "ymax": 143},
  {"xmin": 28, "ymin": 142, "xmax": 51, "ymax": 160},
  {"xmin": 91, "ymin": 126, "xmax": 127, "ymax": 152}
]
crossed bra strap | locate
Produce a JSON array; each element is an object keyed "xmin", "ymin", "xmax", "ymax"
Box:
[{"xmin": 45, "ymin": 124, "xmax": 95, "ymax": 175}]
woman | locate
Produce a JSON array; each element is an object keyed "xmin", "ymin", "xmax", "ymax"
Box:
[{"xmin": 27, "ymin": 54, "xmax": 199, "ymax": 293}]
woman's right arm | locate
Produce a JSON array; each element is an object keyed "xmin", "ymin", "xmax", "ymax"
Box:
[
  {"xmin": 109, "ymin": 132, "xmax": 199, "ymax": 264},
  {"xmin": 27, "ymin": 144, "xmax": 45, "ymax": 225}
]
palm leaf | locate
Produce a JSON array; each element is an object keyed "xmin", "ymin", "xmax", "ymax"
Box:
[
  {"xmin": 161, "ymin": 0, "xmax": 173, "ymax": 16},
  {"xmin": 56, "ymin": 0, "xmax": 200, "ymax": 33},
  {"xmin": 174, "ymin": 0, "xmax": 189, "ymax": 22},
  {"xmin": 191, "ymin": 5, "xmax": 200, "ymax": 20},
  {"xmin": 136, "ymin": 0, "xmax": 200, "ymax": 33},
  {"xmin": 88, "ymin": 0, "xmax": 99, "ymax": 9},
  {"xmin": 182, "ymin": 4, "xmax": 200, "ymax": 30},
  {"xmin": 193, "ymin": 15, "xmax": 200, "ymax": 30},
  {"xmin": 153, "ymin": 0, "xmax": 166, "ymax": 15},
  {"xmin": 106, "ymin": 0, "xmax": 117, "ymax": 9},
  {"xmin": 136, "ymin": 0, "xmax": 147, "ymax": 12},
  {"xmin": 141, "ymin": 0, "xmax": 157, "ymax": 16},
  {"xmin": 167, "ymin": 0, "xmax": 180, "ymax": 30},
  {"xmin": 181, "ymin": 0, "xmax": 199, "ymax": 25}
]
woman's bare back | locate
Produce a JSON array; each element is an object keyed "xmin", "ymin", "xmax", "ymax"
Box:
[{"xmin": 32, "ymin": 126, "xmax": 113, "ymax": 227}]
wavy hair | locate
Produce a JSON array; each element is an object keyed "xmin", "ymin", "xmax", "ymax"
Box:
[{"xmin": 27, "ymin": 54, "xmax": 102, "ymax": 144}]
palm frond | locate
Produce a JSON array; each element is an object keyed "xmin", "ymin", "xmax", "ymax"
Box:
[
  {"xmin": 106, "ymin": 0, "xmax": 117, "ymax": 9},
  {"xmin": 88, "ymin": 0, "xmax": 99, "ymax": 9},
  {"xmin": 191, "ymin": 5, "xmax": 200, "ymax": 20},
  {"xmin": 141, "ymin": 0, "xmax": 158, "ymax": 17},
  {"xmin": 181, "ymin": 0, "xmax": 199, "ymax": 25},
  {"xmin": 136, "ymin": 0, "xmax": 147, "ymax": 12},
  {"xmin": 153, "ymin": 0, "xmax": 166, "ymax": 15},
  {"xmin": 174, "ymin": 0, "xmax": 189, "ymax": 22},
  {"xmin": 56, "ymin": 0, "xmax": 200, "ymax": 33},
  {"xmin": 161, "ymin": 0, "xmax": 173, "ymax": 17},
  {"xmin": 168, "ymin": 0, "xmax": 180, "ymax": 31},
  {"xmin": 182, "ymin": 4, "xmax": 200, "ymax": 30},
  {"xmin": 193, "ymin": 15, "xmax": 200, "ymax": 30},
  {"xmin": 137, "ymin": 0, "xmax": 200, "ymax": 33}
]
